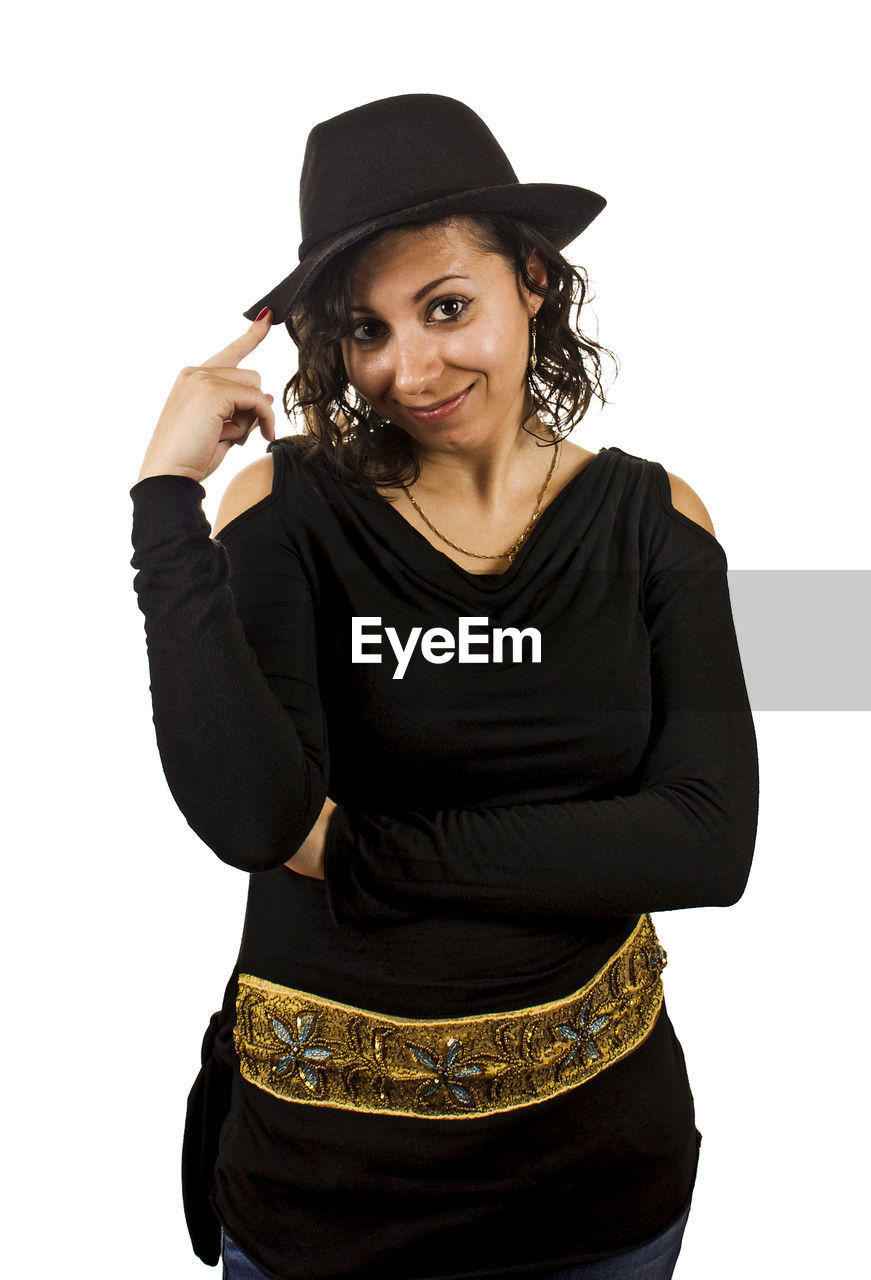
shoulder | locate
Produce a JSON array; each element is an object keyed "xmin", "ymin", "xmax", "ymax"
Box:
[
  {"xmin": 559, "ymin": 441, "xmax": 599, "ymax": 481},
  {"xmin": 593, "ymin": 446, "xmax": 718, "ymax": 540},
  {"xmin": 663, "ymin": 470, "xmax": 717, "ymax": 539},
  {"xmin": 213, "ymin": 454, "xmax": 275, "ymax": 537}
]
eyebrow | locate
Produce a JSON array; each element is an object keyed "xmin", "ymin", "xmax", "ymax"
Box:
[{"xmin": 351, "ymin": 275, "xmax": 470, "ymax": 314}]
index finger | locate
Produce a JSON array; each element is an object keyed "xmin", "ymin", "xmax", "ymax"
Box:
[{"xmin": 200, "ymin": 307, "xmax": 272, "ymax": 370}]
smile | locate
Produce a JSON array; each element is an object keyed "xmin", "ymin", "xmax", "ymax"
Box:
[{"xmin": 402, "ymin": 386, "xmax": 473, "ymax": 424}]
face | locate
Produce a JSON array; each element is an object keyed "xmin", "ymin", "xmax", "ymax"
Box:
[{"xmin": 339, "ymin": 220, "xmax": 545, "ymax": 458}]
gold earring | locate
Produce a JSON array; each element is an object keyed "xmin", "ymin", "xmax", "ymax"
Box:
[{"xmin": 529, "ymin": 315, "xmax": 538, "ymax": 373}]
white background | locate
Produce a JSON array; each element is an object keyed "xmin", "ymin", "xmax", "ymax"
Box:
[{"xmin": 3, "ymin": 1, "xmax": 868, "ymax": 1276}]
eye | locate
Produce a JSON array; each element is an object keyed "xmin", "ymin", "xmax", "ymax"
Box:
[
  {"xmin": 350, "ymin": 318, "xmax": 385, "ymax": 344},
  {"xmin": 428, "ymin": 296, "xmax": 471, "ymax": 323}
]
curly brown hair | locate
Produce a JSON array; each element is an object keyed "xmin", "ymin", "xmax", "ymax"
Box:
[{"xmin": 283, "ymin": 213, "xmax": 617, "ymax": 492}]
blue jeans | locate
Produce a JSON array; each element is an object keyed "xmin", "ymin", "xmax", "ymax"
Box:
[
  {"xmin": 535, "ymin": 1199, "xmax": 691, "ymax": 1279},
  {"xmin": 221, "ymin": 1199, "xmax": 691, "ymax": 1280}
]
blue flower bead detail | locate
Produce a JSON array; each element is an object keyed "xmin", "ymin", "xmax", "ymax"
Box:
[
  {"xmin": 557, "ymin": 998, "xmax": 611, "ymax": 1067},
  {"xmin": 272, "ymin": 1013, "xmax": 333, "ymax": 1092},
  {"xmin": 407, "ymin": 1036, "xmax": 483, "ymax": 1106}
]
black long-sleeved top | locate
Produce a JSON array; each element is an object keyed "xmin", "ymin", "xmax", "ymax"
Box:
[{"xmin": 130, "ymin": 436, "xmax": 758, "ymax": 1280}]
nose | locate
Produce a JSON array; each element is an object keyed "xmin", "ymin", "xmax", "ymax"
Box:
[{"xmin": 390, "ymin": 329, "xmax": 442, "ymax": 399}]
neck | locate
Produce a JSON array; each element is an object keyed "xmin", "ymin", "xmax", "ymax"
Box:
[{"xmin": 408, "ymin": 415, "xmax": 558, "ymax": 508}]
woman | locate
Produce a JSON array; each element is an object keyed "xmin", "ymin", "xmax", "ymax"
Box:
[{"xmin": 131, "ymin": 95, "xmax": 758, "ymax": 1280}]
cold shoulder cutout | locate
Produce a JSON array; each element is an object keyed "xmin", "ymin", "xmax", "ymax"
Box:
[
  {"xmin": 212, "ymin": 453, "xmax": 276, "ymax": 538},
  {"xmin": 662, "ymin": 468, "xmax": 718, "ymax": 541}
]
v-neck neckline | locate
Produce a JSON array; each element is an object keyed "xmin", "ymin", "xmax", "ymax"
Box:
[{"xmin": 371, "ymin": 446, "xmax": 615, "ymax": 592}]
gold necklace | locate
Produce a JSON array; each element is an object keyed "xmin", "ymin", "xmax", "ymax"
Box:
[{"xmin": 406, "ymin": 439, "xmax": 562, "ymax": 566}]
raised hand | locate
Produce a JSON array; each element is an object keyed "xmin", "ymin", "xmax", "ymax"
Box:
[{"xmin": 137, "ymin": 308, "xmax": 276, "ymax": 484}]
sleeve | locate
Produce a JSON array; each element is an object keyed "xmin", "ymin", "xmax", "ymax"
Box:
[
  {"xmin": 323, "ymin": 462, "xmax": 759, "ymax": 923},
  {"xmin": 129, "ymin": 469, "xmax": 329, "ymax": 872}
]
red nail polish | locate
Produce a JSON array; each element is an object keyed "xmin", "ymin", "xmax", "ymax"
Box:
[{"xmin": 256, "ymin": 307, "xmax": 271, "ymax": 322}]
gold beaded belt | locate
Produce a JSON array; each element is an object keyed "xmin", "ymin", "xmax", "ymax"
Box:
[{"xmin": 233, "ymin": 914, "xmax": 666, "ymax": 1120}]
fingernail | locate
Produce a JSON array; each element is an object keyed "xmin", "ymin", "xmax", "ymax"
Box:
[
  {"xmin": 256, "ymin": 307, "xmax": 271, "ymax": 322},
  {"xmin": 266, "ymin": 393, "xmax": 274, "ymax": 403}
]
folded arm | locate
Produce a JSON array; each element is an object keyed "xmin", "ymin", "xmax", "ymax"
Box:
[{"xmin": 322, "ymin": 471, "xmax": 759, "ymax": 924}]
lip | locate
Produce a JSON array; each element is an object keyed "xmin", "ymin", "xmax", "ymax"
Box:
[{"xmin": 402, "ymin": 385, "xmax": 473, "ymax": 424}]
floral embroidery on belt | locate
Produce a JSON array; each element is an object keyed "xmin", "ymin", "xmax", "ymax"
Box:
[{"xmin": 233, "ymin": 913, "xmax": 666, "ymax": 1119}]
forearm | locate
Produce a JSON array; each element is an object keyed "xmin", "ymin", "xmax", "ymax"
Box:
[{"xmin": 324, "ymin": 734, "xmax": 758, "ymax": 924}]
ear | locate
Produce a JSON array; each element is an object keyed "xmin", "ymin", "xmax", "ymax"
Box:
[{"xmin": 522, "ymin": 248, "xmax": 548, "ymax": 316}]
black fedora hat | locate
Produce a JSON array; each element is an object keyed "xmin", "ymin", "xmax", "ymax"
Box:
[{"xmin": 242, "ymin": 94, "xmax": 606, "ymax": 325}]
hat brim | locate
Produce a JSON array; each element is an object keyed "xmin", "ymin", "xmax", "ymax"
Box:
[{"xmin": 242, "ymin": 183, "xmax": 606, "ymax": 325}]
